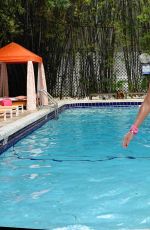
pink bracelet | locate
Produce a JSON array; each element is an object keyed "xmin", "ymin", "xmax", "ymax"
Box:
[{"xmin": 130, "ymin": 124, "xmax": 138, "ymax": 135}]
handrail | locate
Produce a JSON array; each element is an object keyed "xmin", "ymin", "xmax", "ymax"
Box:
[{"xmin": 38, "ymin": 89, "xmax": 58, "ymax": 118}]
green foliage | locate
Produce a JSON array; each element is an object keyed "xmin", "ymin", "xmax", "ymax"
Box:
[
  {"xmin": 137, "ymin": 0, "xmax": 150, "ymax": 53},
  {"xmin": 0, "ymin": 0, "xmax": 24, "ymax": 43},
  {"xmin": 141, "ymin": 77, "xmax": 147, "ymax": 90},
  {"xmin": 0, "ymin": 0, "xmax": 150, "ymax": 97},
  {"xmin": 112, "ymin": 80, "xmax": 127, "ymax": 92},
  {"xmin": 141, "ymin": 76, "xmax": 150, "ymax": 91},
  {"xmin": 47, "ymin": 0, "xmax": 71, "ymax": 8},
  {"xmin": 139, "ymin": 33, "xmax": 150, "ymax": 54},
  {"xmin": 137, "ymin": 4, "xmax": 150, "ymax": 23}
]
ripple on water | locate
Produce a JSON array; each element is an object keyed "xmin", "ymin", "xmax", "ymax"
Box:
[
  {"xmin": 53, "ymin": 225, "xmax": 94, "ymax": 230},
  {"xmin": 31, "ymin": 189, "xmax": 50, "ymax": 199}
]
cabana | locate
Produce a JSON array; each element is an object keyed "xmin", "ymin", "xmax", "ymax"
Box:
[{"xmin": 0, "ymin": 42, "xmax": 48, "ymax": 110}]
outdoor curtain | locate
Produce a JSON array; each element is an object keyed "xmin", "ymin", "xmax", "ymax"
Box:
[
  {"xmin": 37, "ymin": 62, "xmax": 48, "ymax": 106},
  {"xmin": 27, "ymin": 61, "xmax": 36, "ymax": 110},
  {"xmin": 0, "ymin": 63, "xmax": 9, "ymax": 97}
]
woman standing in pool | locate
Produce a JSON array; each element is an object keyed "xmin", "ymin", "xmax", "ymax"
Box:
[{"xmin": 123, "ymin": 86, "xmax": 150, "ymax": 147}]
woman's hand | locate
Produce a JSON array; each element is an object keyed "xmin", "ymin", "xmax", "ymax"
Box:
[{"xmin": 122, "ymin": 132, "xmax": 134, "ymax": 148}]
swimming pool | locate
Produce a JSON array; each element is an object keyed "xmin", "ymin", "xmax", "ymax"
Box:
[{"xmin": 1, "ymin": 107, "xmax": 150, "ymax": 230}]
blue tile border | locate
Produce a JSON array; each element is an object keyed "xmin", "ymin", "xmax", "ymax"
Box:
[
  {"xmin": 0, "ymin": 101, "xmax": 142, "ymax": 155},
  {"xmin": 64, "ymin": 101, "xmax": 142, "ymax": 108}
]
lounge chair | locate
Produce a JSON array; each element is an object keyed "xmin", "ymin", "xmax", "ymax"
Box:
[
  {"xmin": 0, "ymin": 108, "xmax": 13, "ymax": 120},
  {"xmin": 13, "ymin": 96, "xmax": 27, "ymax": 107},
  {"xmin": 0, "ymin": 109, "xmax": 6, "ymax": 121},
  {"xmin": 0, "ymin": 98, "xmax": 24, "ymax": 112},
  {"xmin": 0, "ymin": 105, "xmax": 20, "ymax": 116},
  {"xmin": 89, "ymin": 93, "xmax": 116, "ymax": 100}
]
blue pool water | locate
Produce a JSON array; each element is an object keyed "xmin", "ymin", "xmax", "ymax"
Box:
[{"xmin": 1, "ymin": 107, "xmax": 150, "ymax": 230}]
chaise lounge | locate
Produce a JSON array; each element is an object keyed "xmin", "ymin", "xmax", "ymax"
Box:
[
  {"xmin": 0, "ymin": 108, "xmax": 13, "ymax": 120},
  {"xmin": 0, "ymin": 105, "xmax": 24, "ymax": 116}
]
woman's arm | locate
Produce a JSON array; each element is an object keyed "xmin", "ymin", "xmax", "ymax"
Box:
[{"xmin": 122, "ymin": 85, "xmax": 150, "ymax": 148}]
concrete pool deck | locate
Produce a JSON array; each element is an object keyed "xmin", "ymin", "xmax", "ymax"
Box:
[{"xmin": 0, "ymin": 98, "xmax": 143, "ymax": 142}]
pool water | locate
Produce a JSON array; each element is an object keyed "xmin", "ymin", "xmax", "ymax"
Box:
[{"xmin": 1, "ymin": 107, "xmax": 150, "ymax": 230}]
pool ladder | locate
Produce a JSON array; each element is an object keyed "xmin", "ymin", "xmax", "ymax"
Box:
[{"xmin": 38, "ymin": 89, "xmax": 58, "ymax": 118}]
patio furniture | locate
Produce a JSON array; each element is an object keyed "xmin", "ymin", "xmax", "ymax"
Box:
[
  {"xmin": 0, "ymin": 105, "xmax": 21, "ymax": 116},
  {"xmin": 126, "ymin": 92, "xmax": 146, "ymax": 99},
  {"xmin": 0, "ymin": 108, "xmax": 13, "ymax": 120},
  {"xmin": 0, "ymin": 109, "xmax": 6, "ymax": 121},
  {"xmin": 12, "ymin": 100, "xmax": 26, "ymax": 108},
  {"xmin": 89, "ymin": 93, "xmax": 116, "ymax": 100}
]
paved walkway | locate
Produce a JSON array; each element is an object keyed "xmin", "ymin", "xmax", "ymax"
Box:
[
  {"xmin": 0, "ymin": 108, "xmax": 53, "ymax": 141},
  {"xmin": 0, "ymin": 110, "xmax": 30, "ymax": 128}
]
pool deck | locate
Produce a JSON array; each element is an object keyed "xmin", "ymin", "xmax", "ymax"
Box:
[{"xmin": 0, "ymin": 98, "xmax": 143, "ymax": 142}]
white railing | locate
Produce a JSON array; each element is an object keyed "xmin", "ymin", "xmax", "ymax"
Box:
[{"xmin": 38, "ymin": 89, "xmax": 58, "ymax": 118}]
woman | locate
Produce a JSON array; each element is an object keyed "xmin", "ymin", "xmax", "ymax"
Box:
[{"xmin": 123, "ymin": 86, "xmax": 150, "ymax": 147}]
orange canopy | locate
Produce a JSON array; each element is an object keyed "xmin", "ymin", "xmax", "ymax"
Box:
[{"xmin": 0, "ymin": 42, "xmax": 42, "ymax": 63}]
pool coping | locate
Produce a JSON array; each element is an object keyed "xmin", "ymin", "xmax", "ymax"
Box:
[{"xmin": 0, "ymin": 99, "xmax": 143, "ymax": 155}]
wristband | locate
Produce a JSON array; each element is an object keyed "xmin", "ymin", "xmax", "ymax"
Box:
[{"xmin": 130, "ymin": 124, "xmax": 138, "ymax": 135}]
